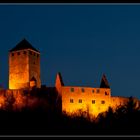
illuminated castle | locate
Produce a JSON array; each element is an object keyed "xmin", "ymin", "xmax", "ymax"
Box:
[{"xmin": 6, "ymin": 39, "xmax": 139, "ymax": 116}]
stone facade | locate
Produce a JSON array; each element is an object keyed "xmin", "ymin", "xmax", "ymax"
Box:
[{"xmin": 61, "ymin": 86, "xmax": 111, "ymax": 117}]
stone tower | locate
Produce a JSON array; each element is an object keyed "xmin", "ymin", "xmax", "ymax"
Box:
[{"xmin": 9, "ymin": 39, "xmax": 41, "ymax": 89}]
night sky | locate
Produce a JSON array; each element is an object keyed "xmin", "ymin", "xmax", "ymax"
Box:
[{"xmin": 0, "ymin": 5, "xmax": 140, "ymax": 99}]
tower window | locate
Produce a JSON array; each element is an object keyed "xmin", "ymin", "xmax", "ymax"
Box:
[
  {"xmin": 105, "ymin": 92, "xmax": 108, "ymax": 95},
  {"xmin": 17, "ymin": 52, "xmax": 20, "ymax": 55},
  {"xmin": 12, "ymin": 53, "xmax": 14, "ymax": 56},
  {"xmin": 96, "ymin": 89, "xmax": 100, "ymax": 93},
  {"xmin": 92, "ymin": 89, "xmax": 94, "ymax": 93},
  {"xmin": 37, "ymin": 54, "xmax": 39, "ymax": 58},
  {"xmin": 81, "ymin": 88, "xmax": 85, "ymax": 92},
  {"xmin": 70, "ymin": 99, "xmax": 74, "ymax": 103},
  {"xmin": 71, "ymin": 88, "xmax": 74, "ymax": 92},
  {"xmin": 101, "ymin": 100, "xmax": 105, "ymax": 104},
  {"xmin": 30, "ymin": 51, "xmax": 32, "ymax": 55},
  {"xmin": 79, "ymin": 99, "xmax": 82, "ymax": 103},
  {"xmin": 92, "ymin": 100, "xmax": 95, "ymax": 104},
  {"xmin": 23, "ymin": 51, "xmax": 26, "ymax": 54},
  {"xmin": 34, "ymin": 53, "xmax": 35, "ymax": 56}
]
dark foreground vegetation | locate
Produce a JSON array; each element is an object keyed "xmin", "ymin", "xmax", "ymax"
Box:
[{"xmin": 0, "ymin": 88, "xmax": 140, "ymax": 135}]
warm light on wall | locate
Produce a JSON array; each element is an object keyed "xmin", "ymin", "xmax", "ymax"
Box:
[
  {"xmin": 30, "ymin": 81, "xmax": 36, "ymax": 88},
  {"xmin": 61, "ymin": 86, "xmax": 111, "ymax": 117}
]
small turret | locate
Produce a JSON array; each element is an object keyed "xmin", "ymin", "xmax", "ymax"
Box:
[
  {"xmin": 100, "ymin": 74, "xmax": 110, "ymax": 88},
  {"xmin": 55, "ymin": 72, "xmax": 64, "ymax": 95}
]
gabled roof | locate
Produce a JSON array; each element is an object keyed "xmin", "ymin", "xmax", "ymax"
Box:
[
  {"xmin": 55, "ymin": 72, "xmax": 64, "ymax": 86},
  {"xmin": 10, "ymin": 39, "xmax": 40, "ymax": 53},
  {"xmin": 100, "ymin": 74, "xmax": 110, "ymax": 88}
]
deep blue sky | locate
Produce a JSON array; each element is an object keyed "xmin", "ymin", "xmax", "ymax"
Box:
[{"xmin": 0, "ymin": 4, "xmax": 140, "ymax": 99}]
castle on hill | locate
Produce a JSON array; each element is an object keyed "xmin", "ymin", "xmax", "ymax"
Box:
[{"xmin": 0, "ymin": 39, "xmax": 139, "ymax": 116}]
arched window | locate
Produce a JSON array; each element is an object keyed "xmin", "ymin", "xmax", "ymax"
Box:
[
  {"xmin": 81, "ymin": 88, "xmax": 85, "ymax": 92},
  {"xmin": 30, "ymin": 76, "xmax": 37, "ymax": 88}
]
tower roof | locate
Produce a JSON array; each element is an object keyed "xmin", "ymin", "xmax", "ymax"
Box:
[
  {"xmin": 10, "ymin": 39, "xmax": 40, "ymax": 53},
  {"xmin": 100, "ymin": 74, "xmax": 110, "ymax": 88}
]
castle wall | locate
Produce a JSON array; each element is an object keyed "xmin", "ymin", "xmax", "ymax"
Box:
[
  {"xmin": 0, "ymin": 89, "xmax": 43, "ymax": 111},
  {"xmin": 9, "ymin": 50, "xmax": 29, "ymax": 89},
  {"xmin": 110, "ymin": 96, "xmax": 139, "ymax": 110},
  {"xmin": 0, "ymin": 89, "xmax": 25, "ymax": 110},
  {"xmin": 61, "ymin": 86, "xmax": 111, "ymax": 117},
  {"xmin": 110, "ymin": 96, "xmax": 129, "ymax": 109},
  {"xmin": 60, "ymin": 86, "xmax": 140, "ymax": 117}
]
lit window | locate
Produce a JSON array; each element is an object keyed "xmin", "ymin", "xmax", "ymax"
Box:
[
  {"xmin": 92, "ymin": 100, "xmax": 95, "ymax": 104},
  {"xmin": 101, "ymin": 100, "xmax": 105, "ymax": 104},
  {"xmin": 17, "ymin": 52, "xmax": 20, "ymax": 55},
  {"xmin": 92, "ymin": 89, "xmax": 94, "ymax": 93},
  {"xmin": 81, "ymin": 88, "xmax": 85, "ymax": 92},
  {"xmin": 70, "ymin": 99, "xmax": 74, "ymax": 103},
  {"xmin": 96, "ymin": 89, "xmax": 100, "ymax": 93},
  {"xmin": 79, "ymin": 99, "xmax": 82, "ymax": 103},
  {"xmin": 71, "ymin": 88, "xmax": 74, "ymax": 92},
  {"xmin": 12, "ymin": 53, "xmax": 14, "ymax": 56},
  {"xmin": 105, "ymin": 92, "xmax": 108, "ymax": 95}
]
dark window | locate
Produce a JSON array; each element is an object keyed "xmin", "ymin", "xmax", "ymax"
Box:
[
  {"xmin": 96, "ymin": 89, "xmax": 100, "ymax": 93},
  {"xmin": 34, "ymin": 53, "xmax": 35, "ymax": 56},
  {"xmin": 92, "ymin": 100, "xmax": 95, "ymax": 104},
  {"xmin": 81, "ymin": 88, "xmax": 85, "ymax": 92},
  {"xmin": 17, "ymin": 52, "xmax": 20, "ymax": 55},
  {"xmin": 92, "ymin": 89, "xmax": 94, "ymax": 93},
  {"xmin": 12, "ymin": 53, "xmax": 14, "ymax": 56},
  {"xmin": 105, "ymin": 92, "xmax": 108, "ymax": 95},
  {"xmin": 30, "ymin": 51, "xmax": 32, "ymax": 55},
  {"xmin": 23, "ymin": 51, "xmax": 26, "ymax": 54},
  {"xmin": 79, "ymin": 99, "xmax": 82, "ymax": 103},
  {"xmin": 34, "ymin": 62, "xmax": 35, "ymax": 64},
  {"xmin": 37, "ymin": 54, "xmax": 39, "ymax": 57},
  {"xmin": 101, "ymin": 100, "xmax": 105, "ymax": 104},
  {"xmin": 70, "ymin": 99, "xmax": 73, "ymax": 103},
  {"xmin": 71, "ymin": 88, "xmax": 74, "ymax": 92}
]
